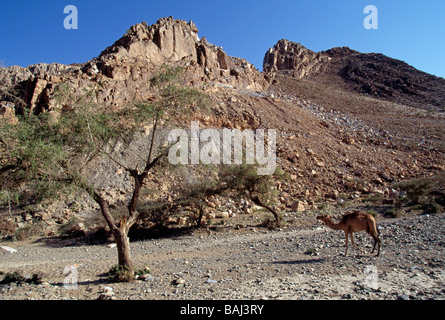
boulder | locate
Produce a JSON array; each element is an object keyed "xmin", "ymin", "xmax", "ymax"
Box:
[
  {"xmin": 0, "ymin": 101, "xmax": 17, "ymax": 123},
  {"xmin": 291, "ymin": 201, "xmax": 305, "ymax": 212}
]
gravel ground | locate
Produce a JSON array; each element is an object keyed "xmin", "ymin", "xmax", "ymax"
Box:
[{"xmin": 1, "ymin": 213, "xmax": 444, "ymax": 300}]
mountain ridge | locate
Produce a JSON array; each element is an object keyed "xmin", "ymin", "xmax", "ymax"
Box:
[{"xmin": 264, "ymin": 39, "xmax": 445, "ymax": 111}]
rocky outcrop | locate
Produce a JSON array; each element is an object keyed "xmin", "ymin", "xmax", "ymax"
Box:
[
  {"xmin": 0, "ymin": 17, "xmax": 268, "ymax": 115},
  {"xmin": 263, "ymin": 39, "xmax": 331, "ymax": 78},
  {"xmin": 92, "ymin": 17, "xmax": 267, "ymax": 91}
]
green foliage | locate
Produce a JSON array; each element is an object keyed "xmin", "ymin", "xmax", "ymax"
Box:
[
  {"xmin": 304, "ymin": 247, "xmax": 318, "ymax": 256},
  {"xmin": 12, "ymin": 221, "xmax": 45, "ymax": 241},
  {"xmin": 135, "ymin": 163, "xmax": 286, "ymax": 229},
  {"xmin": 0, "ymin": 189, "xmax": 19, "ymax": 207},
  {"xmin": 131, "ymin": 101, "xmax": 161, "ymax": 124},
  {"xmin": 384, "ymin": 207, "xmax": 402, "ymax": 218},
  {"xmin": 107, "ymin": 264, "xmax": 134, "ymax": 282},
  {"xmin": 0, "ymin": 97, "xmax": 135, "ymax": 202},
  {"xmin": 148, "ymin": 64, "xmax": 210, "ymax": 118},
  {"xmin": 261, "ymin": 216, "xmax": 281, "ymax": 230},
  {"xmin": 1, "ymin": 110, "xmax": 70, "ymax": 200},
  {"xmin": 0, "ymin": 64, "xmax": 210, "ymax": 204},
  {"xmin": 421, "ymin": 202, "xmax": 442, "ymax": 215},
  {"xmin": 107, "ymin": 264, "xmax": 150, "ymax": 282},
  {"xmin": 1, "ymin": 104, "xmax": 122, "ymax": 201},
  {"xmin": 0, "ymin": 270, "xmax": 42, "ymax": 285},
  {"xmin": 149, "ymin": 65, "xmax": 184, "ymax": 89},
  {"xmin": 394, "ymin": 177, "xmax": 434, "ymax": 205},
  {"xmin": 219, "ymin": 164, "xmax": 285, "ymax": 205},
  {"xmin": 393, "ymin": 172, "xmax": 445, "ymax": 215},
  {"xmin": 213, "ymin": 164, "xmax": 285, "ymax": 226}
]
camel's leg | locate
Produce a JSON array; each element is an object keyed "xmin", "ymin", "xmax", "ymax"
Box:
[
  {"xmin": 372, "ymin": 235, "xmax": 381, "ymax": 256},
  {"xmin": 344, "ymin": 230, "xmax": 349, "ymax": 256},
  {"xmin": 370, "ymin": 231, "xmax": 381, "ymax": 256},
  {"xmin": 350, "ymin": 232, "xmax": 365, "ymax": 253},
  {"xmin": 371, "ymin": 236, "xmax": 377, "ymax": 254},
  {"xmin": 376, "ymin": 239, "xmax": 381, "ymax": 256}
]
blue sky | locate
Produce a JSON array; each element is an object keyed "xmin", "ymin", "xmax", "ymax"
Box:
[{"xmin": 1, "ymin": 0, "xmax": 444, "ymax": 78}]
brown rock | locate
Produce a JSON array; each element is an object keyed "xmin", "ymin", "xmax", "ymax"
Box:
[
  {"xmin": 291, "ymin": 201, "xmax": 305, "ymax": 212},
  {"xmin": 263, "ymin": 39, "xmax": 331, "ymax": 78}
]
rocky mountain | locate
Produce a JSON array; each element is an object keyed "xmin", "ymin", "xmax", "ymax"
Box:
[
  {"xmin": 0, "ymin": 17, "xmax": 444, "ymax": 237},
  {"xmin": 264, "ymin": 39, "xmax": 445, "ymax": 111}
]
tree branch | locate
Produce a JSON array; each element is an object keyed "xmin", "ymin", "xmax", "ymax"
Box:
[{"xmin": 92, "ymin": 191, "xmax": 118, "ymax": 232}]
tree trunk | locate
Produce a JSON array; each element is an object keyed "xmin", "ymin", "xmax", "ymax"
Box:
[
  {"xmin": 93, "ymin": 191, "xmax": 135, "ymax": 279},
  {"xmin": 250, "ymin": 194, "xmax": 281, "ymax": 227},
  {"xmin": 113, "ymin": 228, "xmax": 134, "ymax": 274},
  {"xmin": 196, "ymin": 204, "xmax": 205, "ymax": 227}
]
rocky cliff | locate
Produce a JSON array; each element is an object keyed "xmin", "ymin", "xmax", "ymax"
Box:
[
  {"xmin": 263, "ymin": 39, "xmax": 331, "ymax": 78},
  {"xmin": 0, "ymin": 17, "xmax": 267, "ymax": 116}
]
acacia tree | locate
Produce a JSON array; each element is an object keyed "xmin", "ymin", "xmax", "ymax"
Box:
[
  {"xmin": 219, "ymin": 164, "xmax": 286, "ymax": 227},
  {"xmin": 157, "ymin": 163, "xmax": 286, "ymax": 228},
  {"xmin": 0, "ymin": 65, "xmax": 208, "ymax": 280}
]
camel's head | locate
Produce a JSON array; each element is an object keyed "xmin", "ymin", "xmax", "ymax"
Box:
[{"xmin": 316, "ymin": 215, "xmax": 330, "ymax": 223}]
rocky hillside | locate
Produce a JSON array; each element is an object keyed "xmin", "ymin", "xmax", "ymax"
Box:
[
  {"xmin": 0, "ymin": 17, "xmax": 444, "ymax": 237},
  {"xmin": 264, "ymin": 39, "xmax": 445, "ymax": 111}
]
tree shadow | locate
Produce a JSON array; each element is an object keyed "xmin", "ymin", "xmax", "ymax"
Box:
[
  {"xmin": 31, "ymin": 224, "xmax": 197, "ymax": 248},
  {"xmin": 32, "ymin": 236, "xmax": 97, "ymax": 248},
  {"xmin": 271, "ymin": 257, "xmax": 327, "ymax": 265},
  {"xmin": 30, "ymin": 221, "xmax": 270, "ymax": 249},
  {"xmin": 52, "ymin": 277, "xmax": 108, "ymax": 288}
]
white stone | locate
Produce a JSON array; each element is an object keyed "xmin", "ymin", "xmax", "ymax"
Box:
[{"xmin": 0, "ymin": 246, "xmax": 18, "ymax": 254}]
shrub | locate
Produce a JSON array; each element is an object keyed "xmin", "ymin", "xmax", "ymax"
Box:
[
  {"xmin": 107, "ymin": 264, "xmax": 150, "ymax": 282},
  {"xmin": 107, "ymin": 264, "xmax": 134, "ymax": 282},
  {"xmin": 13, "ymin": 223, "xmax": 45, "ymax": 241},
  {"xmin": 393, "ymin": 172, "xmax": 444, "ymax": 215},
  {"xmin": 261, "ymin": 216, "xmax": 280, "ymax": 230},
  {"xmin": 57, "ymin": 217, "xmax": 85, "ymax": 238},
  {"xmin": 421, "ymin": 202, "xmax": 442, "ymax": 215},
  {"xmin": 304, "ymin": 248, "xmax": 318, "ymax": 255},
  {"xmin": 394, "ymin": 178, "xmax": 433, "ymax": 205},
  {"xmin": 1, "ymin": 271, "xmax": 42, "ymax": 285},
  {"xmin": 384, "ymin": 207, "xmax": 402, "ymax": 218}
]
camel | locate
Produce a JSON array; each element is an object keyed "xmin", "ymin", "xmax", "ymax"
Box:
[{"xmin": 317, "ymin": 211, "xmax": 381, "ymax": 256}]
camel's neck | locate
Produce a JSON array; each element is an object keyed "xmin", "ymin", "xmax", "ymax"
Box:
[{"xmin": 324, "ymin": 218, "xmax": 343, "ymax": 231}]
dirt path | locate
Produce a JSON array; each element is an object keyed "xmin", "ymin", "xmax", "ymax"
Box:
[{"xmin": 1, "ymin": 213, "xmax": 444, "ymax": 300}]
